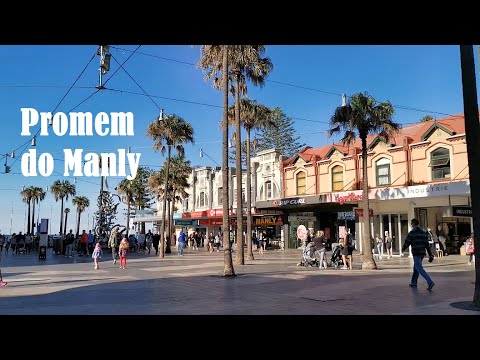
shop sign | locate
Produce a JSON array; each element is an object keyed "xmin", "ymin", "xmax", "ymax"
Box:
[
  {"xmin": 354, "ymin": 208, "xmax": 373, "ymax": 218},
  {"xmin": 273, "ymin": 198, "xmax": 306, "ymax": 206},
  {"xmin": 182, "ymin": 211, "xmax": 208, "ymax": 219},
  {"xmin": 254, "ymin": 216, "xmax": 283, "ymax": 226},
  {"xmin": 174, "ymin": 220, "xmax": 194, "ymax": 226},
  {"xmin": 371, "ymin": 180, "xmax": 470, "ymax": 200},
  {"xmin": 333, "ymin": 190, "xmax": 364, "ymax": 204},
  {"xmin": 452, "ymin": 206, "xmax": 472, "ymax": 217},
  {"xmin": 198, "ymin": 219, "xmax": 223, "ymax": 226},
  {"xmin": 337, "ymin": 211, "xmax": 355, "ymax": 221}
]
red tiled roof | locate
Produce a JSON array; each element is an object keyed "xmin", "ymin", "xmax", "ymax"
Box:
[{"xmin": 283, "ymin": 113, "xmax": 468, "ymax": 166}]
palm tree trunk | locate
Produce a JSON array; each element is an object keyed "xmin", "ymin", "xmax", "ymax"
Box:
[
  {"xmin": 31, "ymin": 200, "xmax": 36, "ymax": 235},
  {"xmin": 64, "ymin": 212, "xmax": 69, "ymax": 234},
  {"xmin": 246, "ymin": 128, "xmax": 254, "ymax": 261},
  {"xmin": 27, "ymin": 199, "xmax": 31, "ymax": 234},
  {"xmin": 170, "ymin": 188, "xmax": 176, "ymax": 243},
  {"xmin": 75, "ymin": 211, "xmax": 81, "ymax": 239},
  {"xmin": 361, "ymin": 136, "xmax": 376, "ymax": 270},
  {"xmin": 235, "ymin": 73, "xmax": 244, "ymax": 265},
  {"xmin": 126, "ymin": 202, "xmax": 131, "ymax": 237},
  {"xmin": 59, "ymin": 198, "xmax": 65, "ymax": 234},
  {"xmin": 222, "ymin": 46, "xmax": 235, "ymax": 276},
  {"xmin": 159, "ymin": 145, "xmax": 171, "ymax": 257},
  {"xmin": 460, "ymin": 45, "xmax": 480, "ymax": 306},
  {"xmin": 167, "ymin": 198, "xmax": 171, "ymax": 249}
]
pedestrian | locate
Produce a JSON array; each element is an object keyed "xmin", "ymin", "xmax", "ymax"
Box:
[
  {"xmin": 177, "ymin": 230, "xmax": 186, "ymax": 256},
  {"xmin": 118, "ymin": 238, "xmax": 129, "ymax": 269},
  {"xmin": 87, "ymin": 230, "xmax": 95, "ymax": 255},
  {"xmin": 0, "ymin": 248, "xmax": 6, "ymax": 287},
  {"xmin": 466, "ymin": 233, "xmax": 475, "ymax": 265},
  {"xmin": 91, "ymin": 243, "xmax": 103, "ymax": 270},
  {"xmin": 108, "ymin": 228, "xmax": 119, "ymax": 264},
  {"xmin": 313, "ymin": 230, "xmax": 327, "ymax": 269},
  {"xmin": 402, "ymin": 218, "xmax": 435, "ymax": 291},
  {"xmin": 0, "ymin": 233, "xmax": 5, "ymax": 254}
]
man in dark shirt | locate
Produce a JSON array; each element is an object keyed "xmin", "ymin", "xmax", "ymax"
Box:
[{"xmin": 402, "ymin": 218, "xmax": 435, "ymax": 290}]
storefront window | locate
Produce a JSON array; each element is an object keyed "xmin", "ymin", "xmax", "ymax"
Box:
[
  {"xmin": 266, "ymin": 181, "xmax": 272, "ymax": 199},
  {"xmin": 332, "ymin": 165, "xmax": 343, "ymax": 191},
  {"xmin": 296, "ymin": 172, "xmax": 306, "ymax": 195},
  {"xmin": 430, "ymin": 147, "xmax": 451, "ymax": 180}
]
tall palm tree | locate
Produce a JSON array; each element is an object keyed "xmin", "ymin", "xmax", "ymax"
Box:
[
  {"xmin": 21, "ymin": 186, "xmax": 34, "ymax": 234},
  {"xmin": 117, "ymin": 179, "xmax": 136, "ymax": 237},
  {"xmin": 72, "ymin": 196, "xmax": 90, "ymax": 239},
  {"xmin": 147, "ymin": 113, "xmax": 194, "ymax": 257},
  {"xmin": 329, "ymin": 92, "xmax": 399, "ymax": 270},
  {"xmin": 168, "ymin": 154, "xmax": 192, "ymax": 238},
  {"xmin": 30, "ymin": 186, "xmax": 46, "ymax": 235},
  {"xmin": 64, "ymin": 208, "xmax": 70, "ymax": 234},
  {"xmin": 227, "ymin": 98, "xmax": 274, "ymax": 260},
  {"xmin": 50, "ymin": 180, "xmax": 76, "ymax": 234},
  {"xmin": 197, "ymin": 45, "xmax": 235, "ymax": 276},
  {"xmin": 229, "ymin": 45, "xmax": 273, "ymax": 266}
]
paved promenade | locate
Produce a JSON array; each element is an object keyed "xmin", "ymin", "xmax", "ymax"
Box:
[{"xmin": 0, "ymin": 247, "xmax": 478, "ymax": 315}]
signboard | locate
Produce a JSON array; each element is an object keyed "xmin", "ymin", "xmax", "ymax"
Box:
[
  {"xmin": 40, "ymin": 218, "xmax": 49, "ymax": 234},
  {"xmin": 182, "ymin": 211, "xmax": 208, "ymax": 219},
  {"xmin": 452, "ymin": 206, "xmax": 472, "ymax": 217},
  {"xmin": 198, "ymin": 219, "xmax": 223, "ymax": 226},
  {"xmin": 337, "ymin": 211, "xmax": 355, "ymax": 221},
  {"xmin": 338, "ymin": 226, "xmax": 346, "ymax": 241},
  {"xmin": 174, "ymin": 220, "xmax": 194, "ymax": 226},
  {"xmin": 333, "ymin": 190, "xmax": 364, "ymax": 204},
  {"xmin": 370, "ymin": 180, "xmax": 470, "ymax": 200},
  {"xmin": 297, "ymin": 225, "xmax": 307, "ymax": 240},
  {"xmin": 254, "ymin": 216, "xmax": 284, "ymax": 227},
  {"xmin": 273, "ymin": 197, "xmax": 306, "ymax": 207},
  {"xmin": 354, "ymin": 208, "xmax": 373, "ymax": 218}
]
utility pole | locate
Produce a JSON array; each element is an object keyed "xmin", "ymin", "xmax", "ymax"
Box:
[{"xmin": 459, "ymin": 45, "xmax": 480, "ymax": 306}]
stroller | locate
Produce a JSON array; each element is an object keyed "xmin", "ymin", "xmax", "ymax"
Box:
[
  {"xmin": 297, "ymin": 241, "xmax": 319, "ymax": 267},
  {"xmin": 330, "ymin": 244, "xmax": 344, "ymax": 268}
]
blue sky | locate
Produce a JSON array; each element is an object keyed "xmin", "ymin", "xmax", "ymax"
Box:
[{"xmin": 0, "ymin": 45, "xmax": 477, "ymax": 235}]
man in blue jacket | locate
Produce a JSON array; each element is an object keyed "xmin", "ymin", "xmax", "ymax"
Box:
[
  {"xmin": 402, "ymin": 218, "xmax": 435, "ymax": 291},
  {"xmin": 178, "ymin": 230, "xmax": 186, "ymax": 256}
]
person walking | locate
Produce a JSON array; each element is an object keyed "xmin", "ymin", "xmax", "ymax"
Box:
[
  {"xmin": 118, "ymin": 238, "xmax": 129, "ymax": 269},
  {"xmin": 177, "ymin": 230, "xmax": 186, "ymax": 256},
  {"xmin": 0, "ymin": 245, "xmax": 6, "ymax": 286},
  {"xmin": 313, "ymin": 230, "xmax": 327, "ymax": 269},
  {"xmin": 91, "ymin": 243, "xmax": 103, "ymax": 270},
  {"xmin": 375, "ymin": 233, "xmax": 384, "ymax": 258},
  {"xmin": 402, "ymin": 218, "xmax": 435, "ymax": 291},
  {"xmin": 466, "ymin": 233, "xmax": 475, "ymax": 265},
  {"xmin": 108, "ymin": 231, "xmax": 119, "ymax": 265},
  {"xmin": 87, "ymin": 230, "xmax": 95, "ymax": 255}
]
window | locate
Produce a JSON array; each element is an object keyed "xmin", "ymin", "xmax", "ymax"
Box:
[
  {"xmin": 242, "ymin": 188, "xmax": 246, "ymax": 203},
  {"xmin": 218, "ymin": 187, "xmax": 222, "ymax": 205},
  {"xmin": 332, "ymin": 165, "xmax": 343, "ymax": 191},
  {"xmin": 430, "ymin": 148, "xmax": 451, "ymax": 180},
  {"xmin": 296, "ymin": 172, "xmax": 306, "ymax": 195},
  {"xmin": 265, "ymin": 181, "xmax": 272, "ymax": 199},
  {"xmin": 376, "ymin": 158, "xmax": 391, "ymax": 186},
  {"xmin": 199, "ymin": 191, "xmax": 206, "ymax": 207}
]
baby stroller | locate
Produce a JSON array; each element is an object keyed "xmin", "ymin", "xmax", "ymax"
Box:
[
  {"xmin": 297, "ymin": 242, "xmax": 319, "ymax": 267},
  {"xmin": 330, "ymin": 244, "xmax": 344, "ymax": 268}
]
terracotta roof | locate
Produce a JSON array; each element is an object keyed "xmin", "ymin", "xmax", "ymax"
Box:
[{"xmin": 283, "ymin": 113, "xmax": 468, "ymax": 166}]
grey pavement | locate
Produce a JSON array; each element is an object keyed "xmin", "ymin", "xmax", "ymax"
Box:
[{"xmin": 0, "ymin": 247, "xmax": 478, "ymax": 315}]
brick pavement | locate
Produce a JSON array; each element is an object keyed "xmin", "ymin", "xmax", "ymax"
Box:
[{"xmin": 0, "ymin": 247, "xmax": 478, "ymax": 315}]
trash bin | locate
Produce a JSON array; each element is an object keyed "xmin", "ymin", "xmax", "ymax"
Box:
[{"xmin": 39, "ymin": 246, "xmax": 47, "ymax": 260}]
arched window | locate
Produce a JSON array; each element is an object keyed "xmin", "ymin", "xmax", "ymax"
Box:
[
  {"xmin": 430, "ymin": 147, "xmax": 451, "ymax": 180},
  {"xmin": 265, "ymin": 181, "xmax": 272, "ymax": 199},
  {"xmin": 376, "ymin": 158, "xmax": 391, "ymax": 186},
  {"xmin": 199, "ymin": 191, "xmax": 206, "ymax": 207},
  {"xmin": 332, "ymin": 165, "xmax": 343, "ymax": 191},
  {"xmin": 296, "ymin": 172, "xmax": 306, "ymax": 195}
]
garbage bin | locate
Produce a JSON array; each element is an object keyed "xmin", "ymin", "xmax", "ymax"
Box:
[{"xmin": 39, "ymin": 246, "xmax": 47, "ymax": 260}]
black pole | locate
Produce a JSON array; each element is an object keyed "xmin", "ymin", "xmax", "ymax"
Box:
[{"xmin": 459, "ymin": 45, "xmax": 480, "ymax": 306}]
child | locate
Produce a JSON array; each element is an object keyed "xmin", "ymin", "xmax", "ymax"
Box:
[
  {"xmin": 91, "ymin": 243, "xmax": 103, "ymax": 270},
  {"xmin": 119, "ymin": 238, "xmax": 129, "ymax": 269},
  {"xmin": 466, "ymin": 233, "xmax": 475, "ymax": 265}
]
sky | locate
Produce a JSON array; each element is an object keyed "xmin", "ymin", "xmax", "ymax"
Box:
[{"xmin": 0, "ymin": 45, "xmax": 478, "ymax": 235}]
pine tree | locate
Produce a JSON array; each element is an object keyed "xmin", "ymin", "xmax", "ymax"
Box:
[{"xmin": 256, "ymin": 107, "xmax": 305, "ymax": 157}]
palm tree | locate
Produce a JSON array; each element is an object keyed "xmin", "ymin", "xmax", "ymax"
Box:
[
  {"xmin": 197, "ymin": 45, "xmax": 235, "ymax": 276},
  {"xmin": 168, "ymin": 154, "xmax": 192, "ymax": 238},
  {"xmin": 64, "ymin": 208, "xmax": 70, "ymax": 234},
  {"xmin": 21, "ymin": 186, "xmax": 34, "ymax": 234},
  {"xmin": 117, "ymin": 179, "xmax": 136, "ymax": 237},
  {"xmin": 227, "ymin": 98, "xmax": 274, "ymax": 260},
  {"xmin": 131, "ymin": 167, "xmax": 154, "ymax": 235},
  {"xmin": 72, "ymin": 196, "xmax": 90, "ymax": 239},
  {"xmin": 50, "ymin": 180, "xmax": 76, "ymax": 234},
  {"xmin": 229, "ymin": 45, "xmax": 273, "ymax": 266},
  {"xmin": 147, "ymin": 113, "xmax": 194, "ymax": 257},
  {"xmin": 30, "ymin": 186, "xmax": 46, "ymax": 235},
  {"xmin": 328, "ymin": 92, "xmax": 400, "ymax": 270}
]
